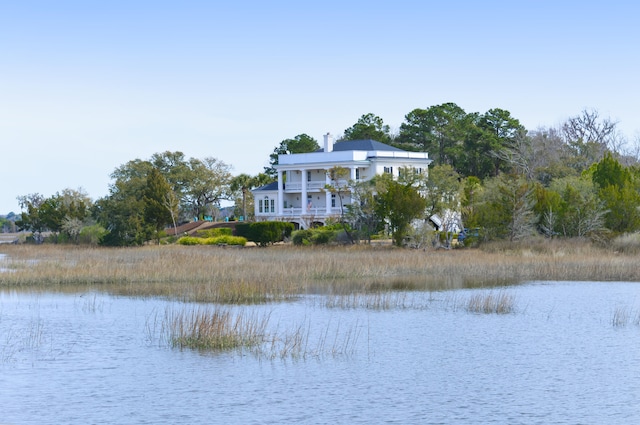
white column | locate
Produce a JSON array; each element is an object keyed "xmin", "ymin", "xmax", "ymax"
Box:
[
  {"xmin": 350, "ymin": 166, "xmax": 357, "ymax": 181},
  {"xmin": 325, "ymin": 169, "xmax": 332, "ymax": 215},
  {"xmin": 277, "ymin": 170, "xmax": 284, "ymax": 215},
  {"xmin": 301, "ymin": 168, "xmax": 307, "ymax": 212}
]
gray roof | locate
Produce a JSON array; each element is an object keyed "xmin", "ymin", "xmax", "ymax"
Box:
[
  {"xmin": 320, "ymin": 139, "xmax": 404, "ymax": 152},
  {"xmin": 253, "ymin": 181, "xmax": 278, "ymax": 192}
]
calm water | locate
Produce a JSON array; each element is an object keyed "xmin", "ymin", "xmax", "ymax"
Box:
[{"xmin": 1, "ymin": 281, "xmax": 639, "ymax": 424}]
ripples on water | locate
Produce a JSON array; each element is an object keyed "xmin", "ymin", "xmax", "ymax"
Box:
[{"xmin": 1, "ymin": 281, "xmax": 640, "ymax": 424}]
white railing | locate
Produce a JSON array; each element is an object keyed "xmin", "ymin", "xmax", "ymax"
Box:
[
  {"xmin": 284, "ymin": 181, "xmax": 325, "ymax": 191},
  {"xmin": 284, "ymin": 180, "xmax": 349, "ymax": 192},
  {"xmin": 257, "ymin": 207, "xmax": 339, "ymax": 217}
]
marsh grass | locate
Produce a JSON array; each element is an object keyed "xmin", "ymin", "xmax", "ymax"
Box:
[
  {"xmin": 165, "ymin": 307, "xmax": 268, "ymax": 350},
  {"xmin": 153, "ymin": 306, "xmax": 360, "ymax": 358},
  {"xmin": 2, "ymin": 240, "xmax": 640, "ymax": 304},
  {"xmin": 466, "ymin": 291, "xmax": 516, "ymax": 314},
  {"xmin": 323, "ymin": 291, "xmax": 416, "ymax": 310},
  {"xmin": 611, "ymin": 305, "xmax": 640, "ymax": 327}
]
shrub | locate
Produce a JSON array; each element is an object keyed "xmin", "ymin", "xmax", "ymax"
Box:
[
  {"xmin": 177, "ymin": 235, "xmax": 247, "ymax": 246},
  {"xmin": 177, "ymin": 236, "xmax": 202, "ymax": 245},
  {"xmin": 292, "ymin": 229, "xmax": 314, "ymax": 246},
  {"xmin": 202, "ymin": 235, "xmax": 247, "ymax": 246},
  {"xmin": 196, "ymin": 228, "xmax": 233, "ymax": 238},
  {"xmin": 236, "ymin": 222, "xmax": 293, "ymax": 247},
  {"xmin": 291, "ymin": 228, "xmax": 337, "ymax": 245}
]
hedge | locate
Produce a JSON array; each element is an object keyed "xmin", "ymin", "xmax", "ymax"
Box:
[
  {"xmin": 177, "ymin": 235, "xmax": 247, "ymax": 246},
  {"xmin": 235, "ymin": 221, "xmax": 294, "ymax": 247}
]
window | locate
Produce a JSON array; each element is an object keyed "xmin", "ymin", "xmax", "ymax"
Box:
[
  {"xmin": 258, "ymin": 200, "xmax": 263, "ymax": 213},
  {"xmin": 355, "ymin": 168, "xmax": 360, "ymax": 180},
  {"xmin": 270, "ymin": 199, "xmax": 275, "ymax": 213},
  {"xmin": 384, "ymin": 166, "xmax": 393, "ymax": 175},
  {"xmin": 331, "ymin": 194, "xmax": 336, "ymax": 208},
  {"xmin": 262, "ymin": 196, "xmax": 269, "ymax": 213},
  {"xmin": 307, "ymin": 171, "xmax": 312, "ymax": 182}
]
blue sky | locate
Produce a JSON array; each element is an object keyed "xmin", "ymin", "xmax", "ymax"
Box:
[{"xmin": 1, "ymin": 1, "xmax": 639, "ymax": 213}]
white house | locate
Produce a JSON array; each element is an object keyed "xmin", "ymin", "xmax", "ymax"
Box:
[{"xmin": 252, "ymin": 133, "xmax": 433, "ymax": 229}]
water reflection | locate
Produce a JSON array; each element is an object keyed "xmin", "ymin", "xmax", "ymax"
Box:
[{"xmin": 2, "ymin": 282, "xmax": 640, "ymax": 424}]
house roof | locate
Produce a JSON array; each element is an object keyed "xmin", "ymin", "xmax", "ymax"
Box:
[
  {"xmin": 253, "ymin": 181, "xmax": 278, "ymax": 192},
  {"xmin": 320, "ymin": 139, "xmax": 404, "ymax": 152}
]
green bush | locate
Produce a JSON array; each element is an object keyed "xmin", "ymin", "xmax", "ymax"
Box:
[
  {"xmin": 236, "ymin": 221, "xmax": 293, "ymax": 247},
  {"xmin": 177, "ymin": 236, "xmax": 202, "ymax": 245},
  {"xmin": 292, "ymin": 229, "xmax": 314, "ymax": 246},
  {"xmin": 196, "ymin": 228, "xmax": 233, "ymax": 238},
  {"xmin": 202, "ymin": 235, "xmax": 247, "ymax": 246},
  {"xmin": 291, "ymin": 228, "xmax": 337, "ymax": 245},
  {"xmin": 177, "ymin": 235, "xmax": 247, "ymax": 246}
]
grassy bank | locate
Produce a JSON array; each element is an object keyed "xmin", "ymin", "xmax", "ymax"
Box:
[{"xmin": 1, "ymin": 239, "xmax": 639, "ymax": 303}]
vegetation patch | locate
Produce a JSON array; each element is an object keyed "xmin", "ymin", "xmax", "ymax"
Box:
[
  {"xmin": 166, "ymin": 307, "xmax": 267, "ymax": 350},
  {"xmin": 177, "ymin": 235, "xmax": 246, "ymax": 246},
  {"xmin": 466, "ymin": 291, "xmax": 516, "ymax": 314}
]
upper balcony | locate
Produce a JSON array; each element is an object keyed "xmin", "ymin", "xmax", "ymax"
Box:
[
  {"xmin": 277, "ymin": 150, "xmax": 369, "ymax": 167},
  {"xmin": 284, "ymin": 179, "xmax": 350, "ymax": 192}
]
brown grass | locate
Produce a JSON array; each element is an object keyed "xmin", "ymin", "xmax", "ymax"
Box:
[
  {"xmin": 165, "ymin": 307, "xmax": 268, "ymax": 350},
  {"xmin": 2, "ymin": 240, "xmax": 640, "ymax": 303},
  {"xmin": 466, "ymin": 291, "xmax": 516, "ymax": 314}
]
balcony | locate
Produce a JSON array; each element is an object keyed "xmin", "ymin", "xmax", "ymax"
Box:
[{"xmin": 284, "ymin": 180, "xmax": 349, "ymax": 192}]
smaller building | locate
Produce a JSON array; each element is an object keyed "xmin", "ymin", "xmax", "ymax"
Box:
[{"xmin": 252, "ymin": 133, "xmax": 432, "ymax": 229}]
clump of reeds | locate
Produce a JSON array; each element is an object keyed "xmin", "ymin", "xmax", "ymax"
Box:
[
  {"xmin": 323, "ymin": 291, "xmax": 414, "ymax": 310},
  {"xmin": 611, "ymin": 305, "xmax": 640, "ymax": 327},
  {"xmin": 165, "ymin": 307, "xmax": 268, "ymax": 350},
  {"xmin": 151, "ymin": 306, "xmax": 360, "ymax": 358},
  {"xmin": 263, "ymin": 320, "xmax": 361, "ymax": 359},
  {"xmin": 466, "ymin": 291, "xmax": 516, "ymax": 314},
  {"xmin": 612, "ymin": 306, "xmax": 631, "ymax": 327}
]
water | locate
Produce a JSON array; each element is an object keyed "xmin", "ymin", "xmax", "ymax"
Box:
[{"xmin": 1, "ymin": 281, "xmax": 640, "ymax": 424}]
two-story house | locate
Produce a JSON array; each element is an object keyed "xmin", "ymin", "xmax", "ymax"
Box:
[{"xmin": 252, "ymin": 133, "xmax": 433, "ymax": 229}]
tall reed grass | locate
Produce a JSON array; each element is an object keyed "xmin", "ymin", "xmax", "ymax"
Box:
[
  {"xmin": 151, "ymin": 306, "xmax": 360, "ymax": 358},
  {"xmin": 2, "ymin": 240, "xmax": 640, "ymax": 303},
  {"xmin": 466, "ymin": 291, "xmax": 516, "ymax": 314},
  {"xmin": 165, "ymin": 307, "xmax": 267, "ymax": 350}
]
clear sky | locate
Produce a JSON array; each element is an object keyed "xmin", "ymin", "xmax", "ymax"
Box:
[{"xmin": 1, "ymin": 1, "xmax": 639, "ymax": 214}]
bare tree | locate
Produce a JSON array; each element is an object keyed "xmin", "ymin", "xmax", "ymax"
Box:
[{"xmin": 562, "ymin": 109, "xmax": 618, "ymax": 170}]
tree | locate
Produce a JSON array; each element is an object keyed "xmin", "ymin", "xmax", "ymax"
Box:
[
  {"xmin": 526, "ymin": 127, "xmax": 577, "ymax": 185},
  {"xmin": 94, "ymin": 175, "xmax": 148, "ymax": 246},
  {"xmin": 420, "ymin": 164, "xmax": 463, "ymax": 246},
  {"xmin": 342, "ymin": 113, "xmax": 392, "ymax": 144},
  {"xmin": 143, "ymin": 168, "xmax": 174, "ymax": 244},
  {"xmin": 345, "ymin": 179, "xmax": 380, "ymax": 243},
  {"xmin": 375, "ymin": 175, "xmax": 427, "ymax": 246},
  {"xmin": 397, "ymin": 103, "xmax": 468, "ymax": 167},
  {"xmin": 16, "ymin": 190, "xmax": 93, "ymax": 243},
  {"xmin": 265, "ymin": 134, "xmax": 320, "ymax": 177},
  {"xmin": 475, "ymin": 174, "xmax": 536, "ymax": 241},
  {"xmin": 230, "ymin": 173, "xmax": 272, "ymax": 221},
  {"xmin": 478, "ymin": 108, "xmax": 526, "ymax": 177},
  {"xmin": 16, "ymin": 193, "xmax": 46, "ymax": 242},
  {"xmin": 563, "ymin": 109, "xmax": 618, "ymax": 172},
  {"xmin": 546, "ymin": 176, "xmax": 607, "ymax": 238},
  {"xmin": 325, "ymin": 166, "xmax": 355, "ymax": 243},
  {"xmin": 590, "ymin": 153, "xmax": 640, "ymax": 234},
  {"xmin": 184, "ymin": 157, "xmax": 232, "ymax": 220}
]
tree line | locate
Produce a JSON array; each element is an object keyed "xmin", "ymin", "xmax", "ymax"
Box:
[{"xmin": 14, "ymin": 103, "xmax": 640, "ymax": 246}]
